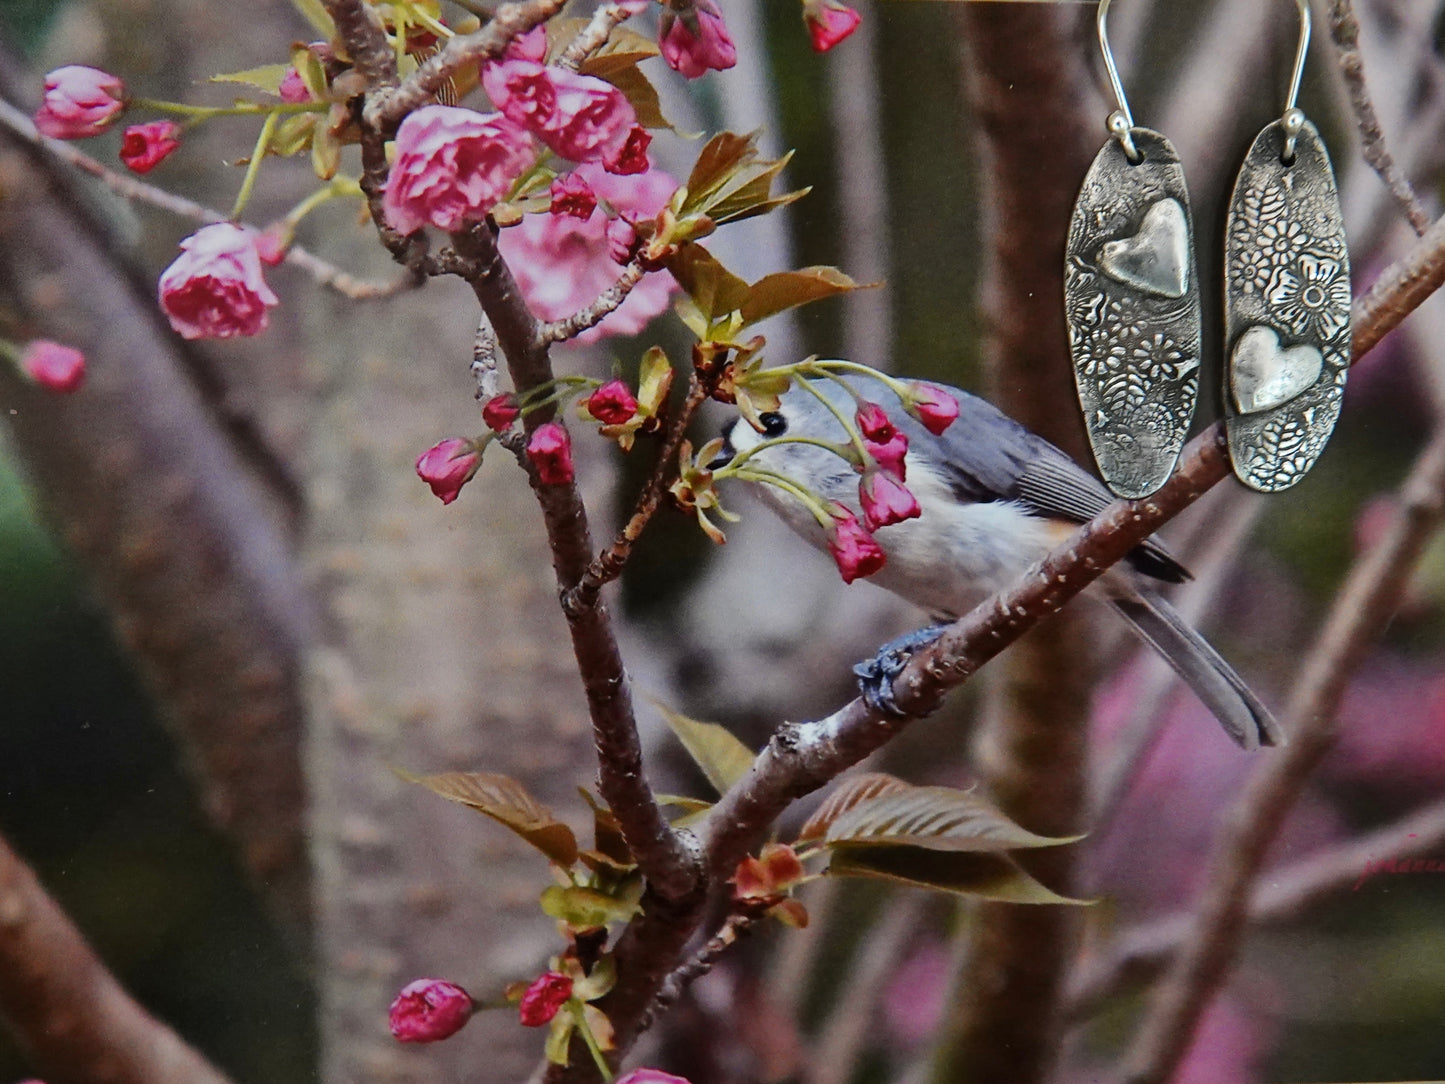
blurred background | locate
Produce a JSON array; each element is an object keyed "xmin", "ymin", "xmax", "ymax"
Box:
[{"xmin": 2, "ymin": 0, "xmax": 1445, "ymax": 1081}]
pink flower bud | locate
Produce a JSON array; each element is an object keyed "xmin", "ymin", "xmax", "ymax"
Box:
[
  {"xmin": 518, "ymin": 971, "xmax": 573, "ymax": 1026},
  {"xmin": 606, "ymin": 218, "xmax": 638, "ymax": 265},
  {"xmin": 586, "ymin": 379, "xmax": 640, "ymax": 425},
  {"xmin": 660, "ymin": 0, "xmax": 737, "ymax": 79},
  {"xmin": 603, "ymin": 125, "xmax": 651, "ymax": 176},
  {"xmin": 388, "ymin": 978, "xmax": 475, "ymax": 1043},
  {"xmin": 864, "ymin": 429, "xmax": 908, "ymax": 481},
  {"xmin": 826, "ymin": 504, "xmax": 885, "ymax": 583},
  {"xmin": 482, "ymin": 393, "xmax": 521, "ymax": 432},
  {"xmin": 34, "ymin": 65, "xmax": 125, "ymax": 139},
  {"xmin": 416, "ymin": 438, "xmax": 483, "ymax": 505},
  {"xmin": 118, "ymin": 120, "xmax": 181, "ymax": 174},
  {"xmin": 855, "ymin": 400, "xmax": 894, "ymax": 442},
  {"xmin": 803, "ymin": 1, "xmax": 862, "ymax": 52},
  {"xmin": 158, "ymin": 223, "xmax": 279, "ymax": 340},
  {"xmin": 908, "ymin": 383, "xmax": 960, "ymax": 435},
  {"xmin": 253, "ymin": 227, "xmax": 290, "ymax": 266},
  {"xmin": 526, "ymin": 421, "xmax": 574, "ymax": 484},
  {"xmin": 549, "ymin": 172, "xmax": 597, "ymax": 220},
  {"xmin": 19, "ymin": 340, "xmax": 86, "ymax": 393},
  {"xmin": 382, "ymin": 106, "xmax": 534, "ymax": 236},
  {"xmin": 616, "ymin": 1071, "xmax": 693, "ymax": 1084},
  {"xmin": 859, "ymin": 470, "xmax": 921, "ymax": 530},
  {"xmin": 278, "ymin": 66, "xmax": 312, "ymax": 103}
]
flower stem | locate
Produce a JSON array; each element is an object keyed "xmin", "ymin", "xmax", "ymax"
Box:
[
  {"xmin": 129, "ymin": 97, "xmax": 325, "ymax": 120},
  {"xmin": 571, "ymin": 1002, "xmax": 614, "ymax": 1082},
  {"xmin": 230, "ymin": 111, "xmax": 280, "ymax": 220}
]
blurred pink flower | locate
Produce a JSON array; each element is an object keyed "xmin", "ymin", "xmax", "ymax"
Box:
[
  {"xmin": 660, "ymin": 0, "xmax": 737, "ymax": 78},
  {"xmin": 550, "ymin": 171, "xmax": 597, "ymax": 220},
  {"xmin": 388, "ymin": 978, "xmax": 474, "ymax": 1043},
  {"xmin": 118, "ymin": 121, "xmax": 180, "ymax": 173},
  {"xmin": 484, "ymin": 61, "xmax": 635, "ymax": 165},
  {"xmin": 615, "ymin": 1072, "xmax": 692, "ymax": 1084},
  {"xmin": 803, "ymin": 0, "xmax": 862, "ymax": 52},
  {"xmin": 34, "ymin": 65, "xmax": 124, "ymax": 139},
  {"xmin": 882, "ymin": 944, "xmax": 950, "ymax": 1044},
  {"xmin": 19, "ymin": 340, "xmax": 86, "ymax": 393},
  {"xmin": 158, "ymin": 223, "xmax": 278, "ymax": 340},
  {"xmin": 382, "ymin": 105, "xmax": 533, "ymax": 235},
  {"xmin": 497, "ymin": 162, "xmax": 678, "ymax": 341},
  {"xmin": 1175, "ymin": 995, "xmax": 1267, "ymax": 1084}
]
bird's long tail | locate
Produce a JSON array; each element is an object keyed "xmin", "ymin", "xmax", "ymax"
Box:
[{"xmin": 1111, "ymin": 591, "xmax": 1283, "ymax": 749}]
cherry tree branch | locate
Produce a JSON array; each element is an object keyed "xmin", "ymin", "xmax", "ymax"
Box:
[
  {"xmin": 0, "ymin": 833, "xmax": 234, "ymax": 1084},
  {"xmin": 538, "ymin": 260, "xmax": 647, "ymax": 344},
  {"xmin": 1328, "ymin": 0, "xmax": 1432, "ymax": 235},
  {"xmin": 556, "ymin": 4, "xmax": 634, "ymax": 73},
  {"xmin": 1117, "ymin": 421, "xmax": 1445, "ymax": 1083},
  {"xmin": 1066, "ymin": 797, "xmax": 1445, "ymax": 1021}
]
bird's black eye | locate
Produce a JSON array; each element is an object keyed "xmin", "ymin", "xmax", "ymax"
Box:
[{"xmin": 759, "ymin": 412, "xmax": 787, "ymax": 437}]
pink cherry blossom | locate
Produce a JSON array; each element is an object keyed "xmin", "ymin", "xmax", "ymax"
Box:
[
  {"xmin": 659, "ymin": 0, "xmax": 737, "ymax": 79},
  {"xmin": 586, "ymin": 379, "xmax": 640, "ymax": 425},
  {"xmin": 606, "ymin": 219, "xmax": 638, "ymax": 265},
  {"xmin": 388, "ymin": 978, "xmax": 475, "ymax": 1043},
  {"xmin": 19, "ymin": 340, "xmax": 86, "ymax": 393},
  {"xmin": 504, "ymin": 23, "xmax": 549, "ymax": 62},
  {"xmin": 859, "ymin": 470, "xmax": 921, "ymax": 530},
  {"xmin": 34, "ymin": 65, "xmax": 125, "ymax": 139},
  {"xmin": 158, "ymin": 223, "xmax": 279, "ymax": 340},
  {"xmin": 517, "ymin": 971, "xmax": 573, "ymax": 1026},
  {"xmin": 382, "ymin": 105, "xmax": 534, "ymax": 235},
  {"xmin": 118, "ymin": 121, "xmax": 181, "ymax": 173},
  {"xmin": 526, "ymin": 421, "xmax": 574, "ymax": 484},
  {"xmin": 615, "ymin": 1073, "xmax": 692, "ymax": 1084},
  {"xmin": 827, "ymin": 504, "xmax": 885, "ymax": 583},
  {"xmin": 856, "ymin": 401, "xmax": 909, "ymax": 479},
  {"xmin": 497, "ymin": 163, "xmax": 678, "ymax": 342},
  {"xmin": 278, "ymin": 67, "xmax": 312, "ymax": 103},
  {"xmin": 485, "ymin": 60, "xmax": 635, "ymax": 164},
  {"xmin": 803, "ymin": 1, "xmax": 862, "ymax": 52},
  {"xmin": 549, "ymin": 171, "xmax": 597, "ymax": 220},
  {"xmin": 908, "ymin": 382, "xmax": 960, "ymax": 435},
  {"xmin": 415, "ymin": 438, "xmax": 483, "ymax": 505},
  {"xmin": 603, "ymin": 125, "xmax": 651, "ymax": 175}
]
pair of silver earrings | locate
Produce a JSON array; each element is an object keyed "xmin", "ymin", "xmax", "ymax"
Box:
[{"xmin": 1065, "ymin": 0, "xmax": 1351, "ymax": 498}]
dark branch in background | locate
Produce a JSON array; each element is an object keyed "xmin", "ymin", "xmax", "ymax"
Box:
[
  {"xmin": 1117, "ymin": 422, "xmax": 1445, "ymax": 1084},
  {"xmin": 1328, "ymin": 0, "xmax": 1432, "ymax": 236},
  {"xmin": 0, "ymin": 54, "xmax": 313, "ymax": 931},
  {"xmin": 0, "ymin": 833, "xmax": 234, "ymax": 1084},
  {"xmin": 1068, "ymin": 797, "xmax": 1445, "ymax": 1021}
]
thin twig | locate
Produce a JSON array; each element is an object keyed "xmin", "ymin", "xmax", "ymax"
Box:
[
  {"xmin": 1117, "ymin": 426, "xmax": 1445, "ymax": 1084},
  {"xmin": 635, "ymin": 909, "xmax": 762, "ymax": 1034},
  {"xmin": 0, "ymin": 832, "xmax": 235, "ymax": 1084},
  {"xmin": 0, "ymin": 97, "xmax": 416, "ymax": 300},
  {"xmin": 564, "ymin": 376, "xmax": 710, "ymax": 611},
  {"xmin": 538, "ymin": 261, "xmax": 647, "ymax": 344},
  {"xmin": 1067, "ymin": 797, "xmax": 1445, "ymax": 1022},
  {"xmin": 555, "ymin": 3, "xmax": 634, "ymax": 73},
  {"xmin": 1329, "ymin": 0, "xmax": 1432, "ymax": 236}
]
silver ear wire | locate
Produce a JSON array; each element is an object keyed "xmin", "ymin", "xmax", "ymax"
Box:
[
  {"xmin": 1096, "ymin": 0, "xmax": 1140, "ymax": 162},
  {"xmin": 1282, "ymin": 0, "xmax": 1311, "ymax": 161}
]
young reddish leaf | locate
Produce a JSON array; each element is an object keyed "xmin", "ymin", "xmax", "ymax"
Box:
[
  {"xmin": 826, "ymin": 846, "xmax": 1091, "ymax": 905},
  {"xmin": 398, "ymin": 769, "xmax": 579, "ymax": 866},
  {"xmin": 209, "ymin": 63, "xmax": 291, "ymax": 94},
  {"xmin": 767, "ymin": 898, "xmax": 810, "ymax": 928},
  {"xmin": 797, "ymin": 772, "xmax": 910, "ymax": 842},
  {"xmin": 679, "ymin": 132, "xmax": 808, "ymax": 225},
  {"xmin": 576, "ymin": 788, "xmax": 633, "ymax": 866},
  {"xmin": 578, "ymin": 24, "xmax": 661, "ymax": 71},
  {"xmin": 591, "ymin": 61, "xmax": 671, "ymax": 130},
  {"xmin": 739, "ymin": 266, "xmax": 868, "ymax": 326},
  {"xmin": 823, "ymin": 785, "xmax": 1082, "ymax": 853},
  {"xmin": 651, "ymin": 699, "xmax": 755, "ymax": 796},
  {"xmin": 665, "ymin": 245, "xmax": 750, "ymax": 325}
]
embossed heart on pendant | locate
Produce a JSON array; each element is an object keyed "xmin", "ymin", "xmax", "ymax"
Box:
[
  {"xmin": 1231, "ymin": 325, "xmax": 1324, "ymax": 414},
  {"xmin": 1099, "ymin": 198, "xmax": 1190, "ymax": 299}
]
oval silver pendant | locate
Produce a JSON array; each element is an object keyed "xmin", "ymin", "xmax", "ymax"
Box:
[
  {"xmin": 1065, "ymin": 129, "xmax": 1201, "ymax": 499},
  {"xmin": 1224, "ymin": 117, "xmax": 1350, "ymax": 492}
]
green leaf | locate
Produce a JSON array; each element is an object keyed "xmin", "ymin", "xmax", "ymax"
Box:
[
  {"xmin": 290, "ymin": 0, "xmax": 335, "ymax": 36},
  {"xmin": 665, "ymin": 245, "xmax": 750, "ymax": 326},
  {"xmin": 650, "ymin": 698, "xmax": 754, "ymax": 796},
  {"xmin": 209, "ymin": 63, "xmax": 291, "ymax": 95},
  {"xmin": 739, "ymin": 266, "xmax": 868, "ymax": 325},
  {"xmin": 823, "ymin": 785, "xmax": 1082, "ymax": 853},
  {"xmin": 595, "ymin": 61, "xmax": 671, "ymax": 130},
  {"xmin": 679, "ymin": 132, "xmax": 808, "ymax": 225},
  {"xmin": 545, "ymin": 1012, "xmax": 576, "ymax": 1065},
  {"xmin": 397, "ymin": 769, "xmax": 579, "ymax": 866},
  {"xmin": 797, "ymin": 772, "xmax": 910, "ymax": 842},
  {"xmin": 826, "ymin": 845, "xmax": 1091, "ymax": 905},
  {"xmin": 540, "ymin": 884, "xmax": 643, "ymax": 928}
]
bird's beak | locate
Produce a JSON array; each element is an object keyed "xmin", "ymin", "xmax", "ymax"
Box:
[{"xmin": 707, "ymin": 420, "xmax": 737, "ymax": 471}]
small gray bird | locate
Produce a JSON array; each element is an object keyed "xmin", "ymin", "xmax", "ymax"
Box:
[{"xmin": 717, "ymin": 371, "xmax": 1282, "ymax": 749}]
